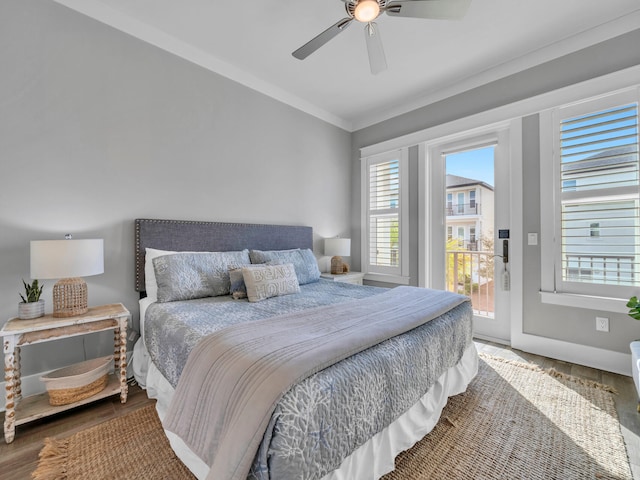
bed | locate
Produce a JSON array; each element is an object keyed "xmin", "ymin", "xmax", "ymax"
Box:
[{"xmin": 131, "ymin": 218, "xmax": 478, "ymax": 480}]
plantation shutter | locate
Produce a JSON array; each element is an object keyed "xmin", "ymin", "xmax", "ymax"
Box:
[
  {"xmin": 558, "ymin": 100, "xmax": 640, "ymax": 291},
  {"xmin": 368, "ymin": 158, "xmax": 400, "ymax": 272}
]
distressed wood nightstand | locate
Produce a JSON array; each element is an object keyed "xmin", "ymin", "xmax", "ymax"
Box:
[
  {"xmin": 1, "ymin": 303, "xmax": 129, "ymax": 443},
  {"xmin": 320, "ymin": 271, "xmax": 366, "ymax": 286}
]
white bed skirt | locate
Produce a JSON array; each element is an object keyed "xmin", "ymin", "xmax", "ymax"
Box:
[{"xmin": 132, "ymin": 339, "xmax": 478, "ymax": 480}]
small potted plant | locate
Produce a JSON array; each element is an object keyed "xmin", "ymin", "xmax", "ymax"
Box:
[
  {"xmin": 18, "ymin": 279, "xmax": 45, "ymax": 320},
  {"xmin": 628, "ymin": 296, "xmax": 640, "ymax": 410},
  {"xmin": 628, "ymin": 296, "xmax": 640, "ymax": 320}
]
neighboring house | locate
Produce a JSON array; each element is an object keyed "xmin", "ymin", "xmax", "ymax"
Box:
[
  {"xmin": 445, "ymin": 174, "xmax": 495, "ymax": 251},
  {"xmin": 560, "ymin": 145, "xmax": 638, "ymax": 285}
]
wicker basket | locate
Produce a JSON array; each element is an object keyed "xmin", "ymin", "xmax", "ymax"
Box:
[{"xmin": 40, "ymin": 355, "xmax": 113, "ymax": 406}]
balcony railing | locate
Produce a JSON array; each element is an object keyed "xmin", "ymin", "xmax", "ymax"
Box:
[
  {"xmin": 446, "ymin": 203, "xmax": 480, "ymax": 216},
  {"xmin": 564, "ymin": 254, "xmax": 636, "ymax": 285},
  {"xmin": 446, "ymin": 249, "xmax": 494, "ymax": 317}
]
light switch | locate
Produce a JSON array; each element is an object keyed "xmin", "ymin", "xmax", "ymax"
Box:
[{"xmin": 527, "ymin": 233, "xmax": 538, "ymax": 246}]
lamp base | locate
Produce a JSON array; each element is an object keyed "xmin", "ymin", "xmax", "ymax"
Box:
[
  {"xmin": 330, "ymin": 256, "xmax": 350, "ymax": 275},
  {"xmin": 53, "ymin": 277, "xmax": 88, "ymax": 318}
]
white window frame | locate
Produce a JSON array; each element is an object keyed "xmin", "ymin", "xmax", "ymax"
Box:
[
  {"xmin": 361, "ymin": 148, "xmax": 410, "ymax": 284},
  {"xmin": 540, "ymin": 86, "xmax": 640, "ymax": 305},
  {"xmin": 424, "ymin": 127, "xmax": 509, "ymax": 291},
  {"xmin": 359, "ymin": 64, "xmax": 640, "ymax": 370}
]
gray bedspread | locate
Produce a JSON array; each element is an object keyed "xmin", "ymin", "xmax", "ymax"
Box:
[
  {"xmin": 144, "ymin": 280, "xmax": 383, "ymax": 387},
  {"xmin": 144, "ymin": 280, "xmax": 473, "ymax": 480}
]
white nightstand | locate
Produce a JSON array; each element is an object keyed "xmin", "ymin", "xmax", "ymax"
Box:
[
  {"xmin": 320, "ymin": 271, "xmax": 365, "ymax": 286},
  {"xmin": 1, "ymin": 303, "xmax": 130, "ymax": 443}
]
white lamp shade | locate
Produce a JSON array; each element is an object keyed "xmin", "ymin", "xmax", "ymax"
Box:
[
  {"xmin": 31, "ymin": 239, "xmax": 104, "ymax": 279},
  {"xmin": 325, "ymin": 238, "xmax": 351, "ymax": 257}
]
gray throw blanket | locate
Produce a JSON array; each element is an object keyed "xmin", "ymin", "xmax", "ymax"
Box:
[{"xmin": 163, "ymin": 286, "xmax": 468, "ymax": 480}]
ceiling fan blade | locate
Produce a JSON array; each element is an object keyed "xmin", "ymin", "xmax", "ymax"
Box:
[
  {"xmin": 364, "ymin": 22, "xmax": 387, "ymax": 75},
  {"xmin": 292, "ymin": 17, "xmax": 353, "ymax": 60},
  {"xmin": 385, "ymin": 0, "xmax": 472, "ymax": 20}
]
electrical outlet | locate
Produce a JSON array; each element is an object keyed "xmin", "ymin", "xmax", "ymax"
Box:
[{"xmin": 596, "ymin": 316, "xmax": 609, "ymax": 332}]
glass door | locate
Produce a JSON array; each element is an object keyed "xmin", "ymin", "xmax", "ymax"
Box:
[
  {"xmin": 425, "ymin": 128, "xmax": 511, "ymax": 343},
  {"xmin": 445, "ymin": 146, "xmax": 495, "ymax": 318}
]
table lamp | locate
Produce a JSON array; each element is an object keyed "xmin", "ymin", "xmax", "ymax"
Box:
[
  {"xmin": 30, "ymin": 236, "xmax": 104, "ymax": 317},
  {"xmin": 325, "ymin": 238, "xmax": 351, "ymax": 275}
]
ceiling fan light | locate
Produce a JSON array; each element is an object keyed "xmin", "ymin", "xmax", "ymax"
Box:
[{"xmin": 354, "ymin": 0, "xmax": 380, "ymax": 23}]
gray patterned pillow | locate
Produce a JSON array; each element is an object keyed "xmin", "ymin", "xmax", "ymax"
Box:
[
  {"xmin": 229, "ymin": 266, "xmax": 250, "ymax": 299},
  {"xmin": 249, "ymin": 248, "xmax": 320, "ymax": 285},
  {"xmin": 153, "ymin": 250, "xmax": 251, "ymax": 302},
  {"xmin": 242, "ymin": 263, "xmax": 300, "ymax": 302}
]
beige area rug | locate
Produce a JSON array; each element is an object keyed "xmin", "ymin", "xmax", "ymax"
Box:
[
  {"xmin": 33, "ymin": 354, "xmax": 632, "ymax": 480},
  {"xmin": 383, "ymin": 354, "xmax": 631, "ymax": 480},
  {"xmin": 32, "ymin": 404, "xmax": 196, "ymax": 480}
]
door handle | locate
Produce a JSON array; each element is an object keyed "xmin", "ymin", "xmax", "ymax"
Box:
[{"xmin": 502, "ymin": 239, "xmax": 508, "ymax": 263}]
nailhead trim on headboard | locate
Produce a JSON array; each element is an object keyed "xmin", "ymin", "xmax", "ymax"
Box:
[{"xmin": 134, "ymin": 219, "xmax": 314, "ymax": 293}]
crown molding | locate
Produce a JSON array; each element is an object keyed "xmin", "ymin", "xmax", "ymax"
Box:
[{"xmin": 350, "ymin": 10, "xmax": 640, "ymax": 131}]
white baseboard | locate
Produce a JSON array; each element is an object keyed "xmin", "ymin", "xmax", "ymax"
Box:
[
  {"xmin": 473, "ymin": 333, "xmax": 511, "ymax": 346},
  {"xmin": 512, "ymin": 332, "xmax": 631, "ymax": 377},
  {"xmin": 1, "ymin": 351, "xmax": 134, "ymax": 413}
]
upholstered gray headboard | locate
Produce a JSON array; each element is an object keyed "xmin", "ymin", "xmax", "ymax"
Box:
[{"xmin": 135, "ymin": 218, "xmax": 314, "ymax": 293}]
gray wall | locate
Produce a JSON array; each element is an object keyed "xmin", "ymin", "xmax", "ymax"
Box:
[
  {"xmin": 520, "ymin": 114, "xmax": 640, "ymax": 351},
  {"xmin": 351, "ymin": 28, "xmax": 640, "ymax": 355},
  {"xmin": 0, "ymin": 0, "xmax": 351, "ymax": 377}
]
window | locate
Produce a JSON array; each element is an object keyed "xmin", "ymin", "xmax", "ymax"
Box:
[
  {"xmin": 541, "ymin": 88, "xmax": 640, "ymax": 299},
  {"xmin": 447, "ymin": 226, "xmax": 453, "ymax": 240},
  {"xmin": 457, "ymin": 226, "xmax": 465, "ymax": 247},
  {"xmin": 470, "ymin": 190, "xmax": 476, "ymax": 211},
  {"xmin": 457, "ymin": 192, "xmax": 465, "ymax": 214},
  {"xmin": 362, "ymin": 148, "xmax": 409, "ymax": 281},
  {"xmin": 469, "ymin": 226, "xmax": 477, "ymax": 251}
]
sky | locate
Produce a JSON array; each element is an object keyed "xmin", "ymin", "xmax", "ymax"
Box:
[
  {"xmin": 444, "ymin": 104, "xmax": 636, "ymax": 187},
  {"xmin": 445, "ymin": 146, "xmax": 495, "ymax": 187}
]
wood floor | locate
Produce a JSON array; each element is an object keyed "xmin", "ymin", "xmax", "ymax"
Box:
[
  {"xmin": 1, "ymin": 340, "xmax": 640, "ymax": 479},
  {"xmin": 0, "ymin": 380, "xmax": 155, "ymax": 480}
]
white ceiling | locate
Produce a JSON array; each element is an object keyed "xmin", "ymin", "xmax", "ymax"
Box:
[{"xmin": 53, "ymin": 0, "xmax": 640, "ymax": 131}]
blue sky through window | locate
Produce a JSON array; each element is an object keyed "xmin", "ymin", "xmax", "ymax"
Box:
[
  {"xmin": 445, "ymin": 146, "xmax": 495, "ymax": 187},
  {"xmin": 561, "ymin": 104, "xmax": 638, "ymax": 163}
]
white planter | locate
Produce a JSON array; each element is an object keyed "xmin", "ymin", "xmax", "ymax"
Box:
[
  {"xmin": 631, "ymin": 341, "xmax": 640, "ymax": 410},
  {"xmin": 18, "ymin": 299, "xmax": 45, "ymax": 320}
]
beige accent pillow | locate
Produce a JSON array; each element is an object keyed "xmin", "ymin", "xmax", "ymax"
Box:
[{"xmin": 242, "ymin": 263, "xmax": 300, "ymax": 302}]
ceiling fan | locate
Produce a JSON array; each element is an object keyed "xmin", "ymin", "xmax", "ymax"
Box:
[{"xmin": 292, "ymin": 0, "xmax": 472, "ymax": 74}]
